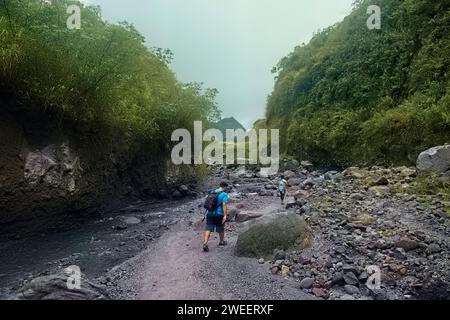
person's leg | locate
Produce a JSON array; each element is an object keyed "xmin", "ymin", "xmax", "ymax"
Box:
[
  {"xmin": 203, "ymin": 230, "xmax": 211, "ymax": 252},
  {"xmin": 203, "ymin": 214, "xmax": 214, "ymax": 251},
  {"xmin": 217, "ymin": 216, "xmax": 226, "ymax": 245},
  {"xmin": 203, "ymin": 230, "xmax": 211, "ymax": 245}
]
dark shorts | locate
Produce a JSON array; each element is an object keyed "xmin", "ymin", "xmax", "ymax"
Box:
[{"xmin": 205, "ymin": 214, "xmax": 225, "ymax": 233}]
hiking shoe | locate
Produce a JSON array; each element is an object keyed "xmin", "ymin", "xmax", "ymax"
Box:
[
  {"xmin": 219, "ymin": 241, "xmax": 227, "ymax": 246},
  {"xmin": 203, "ymin": 244, "xmax": 209, "ymax": 252}
]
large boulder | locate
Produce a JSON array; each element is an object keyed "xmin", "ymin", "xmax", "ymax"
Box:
[
  {"xmin": 417, "ymin": 145, "xmax": 450, "ymax": 173},
  {"xmin": 235, "ymin": 214, "xmax": 310, "ymax": 258},
  {"xmin": 283, "ymin": 170, "xmax": 296, "ymax": 179},
  {"xmin": 15, "ymin": 270, "xmax": 108, "ymax": 300}
]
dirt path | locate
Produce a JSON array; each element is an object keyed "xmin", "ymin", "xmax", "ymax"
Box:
[{"xmin": 107, "ymin": 197, "xmax": 313, "ymax": 300}]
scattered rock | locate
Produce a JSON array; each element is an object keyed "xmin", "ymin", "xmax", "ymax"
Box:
[
  {"xmin": 283, "ymin": 170, "xmax": 296, "ymax": 179},
  {"xmin": 331, "ymin": 272, "xmax": 345, "ymax": 286},
  {"xmin": 368, "ymin": 186, "xmax": 390, "ymax": 196},
  {"xmin": 344, "ymin": 167, "xmax": 366, "ymax": 179},
  {"xmin": 367, "ymin": 176, "xmax": 389, "ymax": 186},
  {"xmin": 299, "ymin": 277, "xmax": 314, "ymax": 289},
  {"xmin": 343, "ymin": 272, "xmax": 359, "ymax": 286},
  {"xmin": 123, "ymin": 216, "xmax": 141, "ymax": 225},
  {"xmin": 285, "ymin": 198, "xmax": 298, "ymax": 209},
  {"xmin": 427, "ymin": 243, "xmax": 441, "ymax": 254},
  {"xmin": 400, "ymin": 168, "xmax": 417, "ymax": 178},
  {"xmin": 16, "ymin": 271, "xmax": 107, "ymax": 300},
  {"xmin": 172, "ymin": 190, "xmax": 182, "ymax": 199},
  {"xmin": 227, "ymin": 208, "xmax": 239, "ymax": 221},
  {"xmin": 274, "ymin": 250, "xmax": 286, "ymax": 260},
  {"xmin": 300, "ymin": 161, "xmax": 313, "ymax": 169},
  {"xmin": 417, "ymin": 145, "xmax": 450, "ymax": 173},
  {"xmin": 344, "ymin": 285, "xmax": 360, "ymax": 295},
  {"xmin": 395, "ymin": 238, "xmax": 419, "ymax": 252},
  {"xmin": 350, "ymin": 193, "xmax": 364, "ymax": 201},
  {"xmin": 302, "ymin": 179, "xmax": 315, "ymax": 188},
  {"xmin": 178, "ymin": 185, "xmax": 190, "ymax": 195},
  {"xmin": 235, "ymin": 211, "xmax": 263, "ymax": 223},
  {"xmin": 311, "ymin": 287, "xmax": 328, "ymax": 299},
  {"xmin": 281, "ymin": 266, "xmax": 290, "ymax": 276}
]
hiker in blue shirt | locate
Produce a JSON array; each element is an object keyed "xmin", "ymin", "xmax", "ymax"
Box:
[
  {"xmin": 203, "ymin": 181, "xmax": 229, "ymax": 252},
  {"xmin": 279, "ymin": 175, "xmax": 288, "ymax": 205}
]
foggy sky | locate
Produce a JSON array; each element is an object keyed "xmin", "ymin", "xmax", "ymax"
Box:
[{"xmin": 81, "ymin": 0, "xmax": 354, "ymax": 128}]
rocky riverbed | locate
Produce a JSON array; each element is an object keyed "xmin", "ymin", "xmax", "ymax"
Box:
[
  {"xmin": 0, "ymin": 161, "xmax": 449, "ymax": 300},
  {"xmin": 257, "ymin": 164, "xmax": 449, "ymax": 300}
]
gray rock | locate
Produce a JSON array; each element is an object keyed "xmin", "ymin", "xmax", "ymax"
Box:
[
  {"xmin": 400, "ymin": 168, "xmax": 417, "ymax": 177},
  {"xmin": 368, "ymin": 176, "xmax": 389, "ymax": 186},
  {"xmin": 274, "ymin": 260, "xmax": 284, "ymax": 267},
  {"xmin": 285, "ymin": 198, "xmax": 298, "ymax": 209},
  {"xmin": 274, "ymin": 250, "xmax": 286, "ymax": 260},
  {"xmin": 235, "ymin": 211, "xmax": 263, "ymax": 223},
  {"xmin": 350, "ymin": 193, "xmax": 364, "ymax": 201},
  {"xmin": 16, "ymin": 271, "xmax": 107, "ymax": 300},
  {"xmin": 283, "ymin": 170, "xmax": 296, "ymax": 179},
  {"xmin": 299, "ymin": 277, "xmax": 314, "ymax": 289},
  {"xmin": 302, "ymin": 179, "xmax": 315, "ymax": 188},
  {"xmin": 115, "ymin": 224, "xmax": 127, "ymax": 231},
  {"xmin": 344, "ymin": 285, "xmax": 360, "ymax": 295},
  {"xmin": 311, "ymin": 287, "xmax": 328, "ymax": 298},
  {"xmin": 227, "ymin": 208, "xmax": 239, "ymax": 221},
  {"xmin": 395, "ymin": 238, "xmax": 418, "ymax": 251},
  {"xmin": 23, "ymin": 143, "xmax": 79, "ymax": 191},
  {"xmin": 178, "ymin": 185, "xmax": 189, "ymax": 195},
  {"xmin": 123, "ymin": 216, "xmax": 141, "ymax": 225},
  {"xmin": 331, "ymin": 272, "xmax": 345, "ymax": 286},
  {"xmin": 301, "ymin": 161, "xmax": 313, "ymax": 169},
  {"xmin": 343, "ymin": 272, "xmax": 359, "ymax": 286},
  {"xmin": 417, "ymin": 145, "xmax": 450, "ymax": 173},
  {"xmin": 359, "ymin": 272, "xmax": 369, "ymax": 281},
  {"xmin": 343, "ymin": 265, "xmax": 362, "ymax": 276},
  {"xmin": 427, "ymin": 243, "xmax": 441, "ymax": 254},
  {"xmin": 288, "ymin": 178, "xmax": 302, "ymax": 186},
  {"xmin": 258, "ymin": 190, "xmax": 273, "ymax": 197},
  {"xmin": 368, "ymin": 186, "xmax": 390, "ymax": 196},
  {"xmin": 172, "ymin": 190, "xmax": 182, "ymax": 199}
]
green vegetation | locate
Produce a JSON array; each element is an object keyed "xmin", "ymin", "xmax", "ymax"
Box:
[
  {"xmin": 0, "ymin": 0, "xmax": 220, "ymax": 150},
  {"xmin": 265, "ymin": 0, "xmax": 450, "ymax": 167},
  {"xmin": 413, "ymin": 173, "xmax": 450, "ymax": 196},
  {"xmin": 413, "ymin": 173, "xmax": 450, "ymax": 213}
]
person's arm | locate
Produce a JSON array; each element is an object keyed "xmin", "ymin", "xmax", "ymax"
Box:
[{"xmin": 222, "ymin": 202, "xmax": 228, "ymax": 224}]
